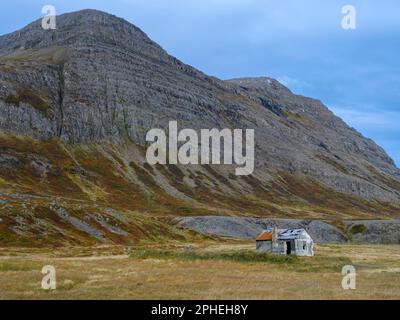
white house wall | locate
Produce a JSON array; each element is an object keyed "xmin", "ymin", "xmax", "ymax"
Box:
[
  {"xmin": 294, "ymin": 239, "xmax": 314, "ymax": 256},
  {"xmin": 256, "ymin": 231, "xmax": 314, "ymax": 256}
]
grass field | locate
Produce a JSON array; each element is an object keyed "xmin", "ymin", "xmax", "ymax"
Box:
[{"xmin": 0, "ymin": 241, "xmax": 399, "ymax": 299}]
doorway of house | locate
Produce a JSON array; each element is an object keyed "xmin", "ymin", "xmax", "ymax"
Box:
[{"xmin": 286, "ymin": 241, "xmax": 292, "ymax": 255}]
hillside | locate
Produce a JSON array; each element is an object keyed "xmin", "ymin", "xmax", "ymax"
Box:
[{"xmin": 0, "ymin": 9, "xmax": 399, "ymax": 246}]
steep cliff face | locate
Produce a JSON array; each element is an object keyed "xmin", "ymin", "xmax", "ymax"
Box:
[{"xmin": 0, "ymin": 9, "xmax": 399, "ymax": 245}]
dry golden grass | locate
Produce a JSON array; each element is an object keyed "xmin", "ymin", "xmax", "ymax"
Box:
[{"xmin": 0, "ymin": 242, "xmax": 399, "ymax": 300}]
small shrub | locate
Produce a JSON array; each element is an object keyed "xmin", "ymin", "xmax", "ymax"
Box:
[{"xmin": 349, "ymin": 224, "xmax": 367, "ymax": 235}]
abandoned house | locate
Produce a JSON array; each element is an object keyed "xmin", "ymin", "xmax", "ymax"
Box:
[{"xmin": 255, "ymin": 228, "xmax": 314, "ymax": 256}]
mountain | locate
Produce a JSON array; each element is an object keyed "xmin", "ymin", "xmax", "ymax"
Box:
[{"xmin": 0, "ymin": 10, "xmax": 399, "ymax": 246}]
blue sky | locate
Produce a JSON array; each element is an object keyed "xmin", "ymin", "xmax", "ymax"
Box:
[{"xmin": 1, "ymin": 0, "xmax": 399, "ymax": 166}]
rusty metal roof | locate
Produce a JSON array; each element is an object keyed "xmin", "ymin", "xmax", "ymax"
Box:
[{"xmin": 256, "ymin": 231, "xmax": 273, "ymax": 241}]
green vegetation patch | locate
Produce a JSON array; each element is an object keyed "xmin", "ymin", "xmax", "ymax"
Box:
[
  {"xmin": 130, "ymin": 249, "xmax": 352, "ymax": 273},
  {"xmin": 349, "ymin": 224, "xmax": 368, "ymax": 235},
  {"xmin": 131, "ymin": 249, "xmax": 297, "ymax": 264},
  {"xmin": 5, "ymin": 87, "xmax": 50, "ymax": 115},
  {"xmin": 0, "ymin": 261, "xmax": 41, "ymax": 272}
]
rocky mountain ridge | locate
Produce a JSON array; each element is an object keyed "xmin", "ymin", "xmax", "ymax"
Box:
[{"xmin": 0, "ymin": 10, "xmax": 399, "ymax": 246}]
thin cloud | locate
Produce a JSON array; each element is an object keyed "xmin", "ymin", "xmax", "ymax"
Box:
[
  {"xmin": 331, "ymin": 106, "xmax": 400, "ymax": 131},
  {"xmin": 277, "ymin": 76, "xmax": 313, "ymax": 91}
]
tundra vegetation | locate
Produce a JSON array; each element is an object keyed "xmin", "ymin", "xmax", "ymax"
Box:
[
  {"xmin": 0, "ymin": 10, "xmax": 400, "ymax": 300},
  {"xmin": 0, "ymin": 242, "xmax": 399, "ymax": 299}
]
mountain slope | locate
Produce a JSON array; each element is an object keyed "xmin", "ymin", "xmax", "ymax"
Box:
[{"xmin": 0, "ymin": 10, "xmax": 399, "ymax": 245}]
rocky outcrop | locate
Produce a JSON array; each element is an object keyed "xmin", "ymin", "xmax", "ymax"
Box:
[
  {"xmin": 176, "ymin": 216, "xmax": 347, "ymax": 243},
  {"xmin": 177, "ymin": 216, "xmax": 400, "ymax": 244},
  {"xmin": 346, "ymin": 220, "xmax": 400, "ymax": 244},
  {"xmin": 0, "ymin": 9, "xmax": 400, "ymax": 220}
]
